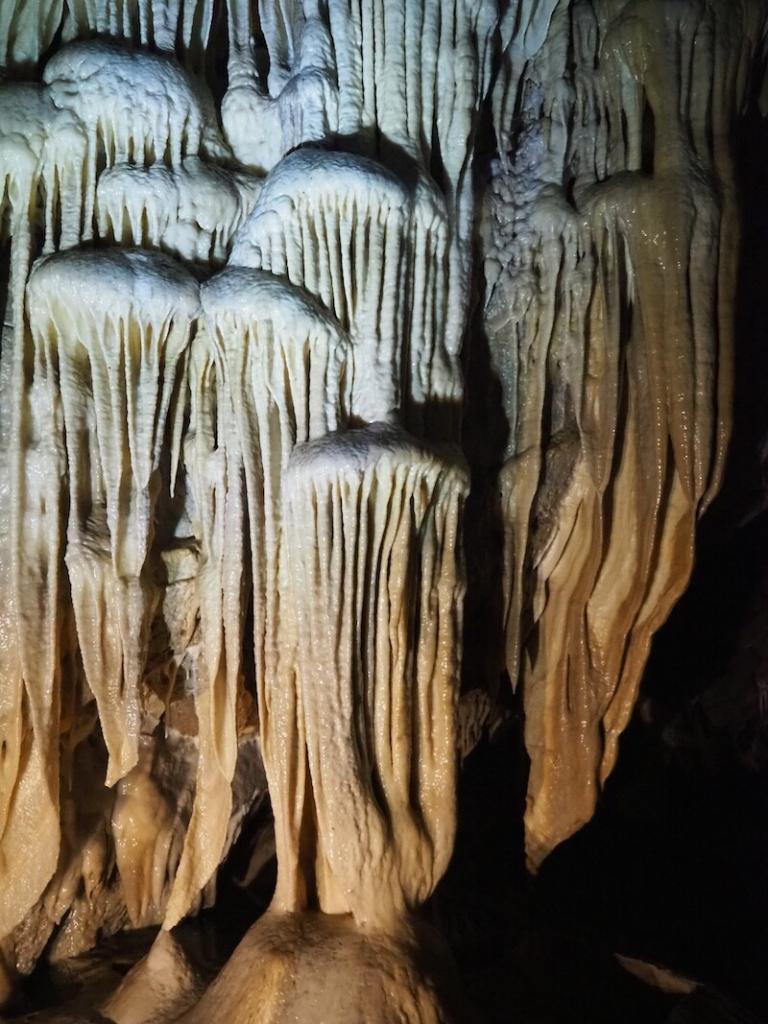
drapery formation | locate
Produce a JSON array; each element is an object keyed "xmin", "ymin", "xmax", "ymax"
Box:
[
  {"xmin": 486, "ymin": 0, "xmax": 767, "ymax": 865},
  {"xmin": 0, "ymin": 0, "xmax": 481, "ymax": 978},
  {"xmin": 0, "ymin": 0, "xmax": 765, "ymax": 1004}
]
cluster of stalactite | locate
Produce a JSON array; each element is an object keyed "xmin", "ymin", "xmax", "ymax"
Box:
[
  {"xmin": 0, "ymin": 0, "xmax": 766, "ymax": 1017},
  {"xmin": 0, "ymin": 0, "xmax": 487, "ymax": 1004},
  {"xmin": 484, "ymin": 0, "xmax": 768, "ymax": 865}
]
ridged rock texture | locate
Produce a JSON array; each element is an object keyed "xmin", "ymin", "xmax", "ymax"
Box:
[
  {"xmin": 484, "ymin": 0, "xmax": 768, "ymax": 867},
  {"xmin": 0, "ymin": 0, "xmax": 766, "ymax": 1020}
]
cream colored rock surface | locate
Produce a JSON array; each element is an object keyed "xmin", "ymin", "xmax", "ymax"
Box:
[{"xmin": 0, "ymin": 0, "xmax": 765, "ymax": 1019}]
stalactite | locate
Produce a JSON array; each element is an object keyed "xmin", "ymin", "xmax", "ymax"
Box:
[
  {"xmin": 175, "ymin": 423, "xmax": 468, "ymax": 1024},
  {"xmin": 191, "ymin": 268, "xmax": 350, "ymax": 919},
  {"xmin": 64, "ymin": 0, "xmax": 215, "ymax": 70},
  {"xmin": 223, "ymin": 0, "xmax": 496, "ymax": 364},
  {"xmin": 283, "ymin": 423, "xmax": 468, "ymax": 923},
  {"xmin": 0, "ymin": 88, "xmax": 66, "ymax": 937},
  {"xmin": 43, "ymin": 40, "xmax": 228, "ymax": 244},
  {"xmin": 0, "ymin": 83, "xmax": 89, "ymax": 941},
  {"xmin": 0, "ymin": 0, "xmax": 63, "ymax": 72},
  {"xmin": 1, "ymin": 40, "xmax": 234, "ymax": 317},
  {"xmin": 231, "ymin": 148, "xmax": 453, "ymax": 430},
  {"xmin": 223, "ymin": 0, "xmax": 338, "ymax": 173},
  {"xmin": 487, "ymin": 0, "xmax": 768, "ymax": 865},
  {"xmin": 0, "ymin": 85, "xmax": 55, "ymax": 314},
  {"xmin": 0, "ymin": 257, "xmax": 64, "ymax": 942},
  {"xmin": 162, "ymin": 323, "xmax": 245, "ymax": 927},
  {"xmin": 26, "ymin": 249, "xmax": 199, "ymax": 788},
  {"xmin": 1, "ymin": 0, "xmax": 215, "ymax": 72},
  {"xmin": 324, "ymin": 0, "xmax": 496, "ymax": 356},
  {"xmin": 2, "ymin": 1, "xmax": 766, "ymax": 1017},
  {"xmin": 96, "ymin": 158, "xmax": 262, "ymax": 265}
]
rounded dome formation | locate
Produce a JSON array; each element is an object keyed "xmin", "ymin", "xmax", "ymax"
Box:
[
  {"xmin": 202, "ymin": 266, "xmax": 344, "ymax": 340},
  {"xmin": 27, "ymin": 247, "xmax": 201, "ymax": 326}
]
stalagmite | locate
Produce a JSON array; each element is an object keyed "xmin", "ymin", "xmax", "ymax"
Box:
[{"xmin": 0, "ymin": 258, "xmax": 64, "ymax": 942}]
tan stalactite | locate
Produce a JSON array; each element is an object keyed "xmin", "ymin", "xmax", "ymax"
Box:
[
  {"xmin": 283, "ymin": 423, "xmax": 468, "ymax": 925},
  {"xmin": 488, "ymin": 0, "xmax": 768, "ymax": 865},
  {"xmin": 0, "ymin": 277, "xmax": 64, "ymax": 941},
  {"xmin": 26, "ymin": 249, "xmax": 199, "ymax": 788},
  {"xmin": 200, "ymin": 268, "xmax": 350, "ymax": 914},
  {"xmin": 0, "ymin": 81, "xmax": 76, "ymax": 935},
  {"xmin": 112, "ymin": 746, "xmax": 183, "ymax": 927},
  {"xmin": 163, "ymin": 324, "xmax": 245, "ymax": 928}
]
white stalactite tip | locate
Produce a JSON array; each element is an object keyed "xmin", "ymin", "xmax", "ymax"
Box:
[
  {"xmin": 96, "ymin": 159, "xmax": 262, "ymax": 264},
  {"xmin": 229, "ymin": 147, "xmax": 451, "ymax": 424},
  {"xmin": 203, "ymin": 268, "xmax": 352, "ymax": 451},
  {"xmin": 231, "ymin": 146, "xmax": 445, "ymax": 267}
]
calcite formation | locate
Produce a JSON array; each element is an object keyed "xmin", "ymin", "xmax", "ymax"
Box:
[
  {"xmin": 485, "ymin": 0, "xmax": 768, "ymax": 866},
  {"xmin": 0, "ymin": 0, "xmax": 765, "ymax": 1020}
]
